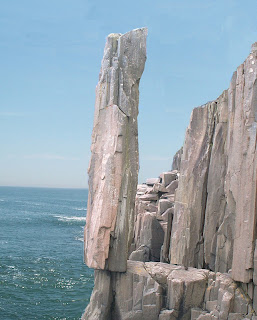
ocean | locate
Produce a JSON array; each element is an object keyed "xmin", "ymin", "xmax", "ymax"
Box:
[{"xmin": 0, "ymin": 186, "xmax": 94, "ymax": 320}]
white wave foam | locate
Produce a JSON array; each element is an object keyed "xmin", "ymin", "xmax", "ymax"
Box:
[
  {"xmin": 54, "ymin": 215, "xmax": 86, "ymax": 222},
  {"xmin": 30, "ymin": 202, "xmax": 41, "ymax": 206},
  {"xmin": 0, "ymin": 199, "xmax": 5, "ymax": 202},
  {"xmin": 75, "ymin": 236, "xmax": 84, "ymax": 242},
  {"xmin": 73, "ymin": 207, "xmax": 87, "ymax": 211}
]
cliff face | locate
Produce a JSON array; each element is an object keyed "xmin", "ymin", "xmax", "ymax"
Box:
[
  {"xmin": 170, "ymin": 43, "xmax": 257, "ymax": 284},
  {"xmin": 83, "ymin": 32, "xmax": 257, "ymax": 320}
]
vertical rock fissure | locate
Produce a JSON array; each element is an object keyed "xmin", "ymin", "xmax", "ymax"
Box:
[
  {"xmin": 82, "ymin": 28, "xmax": 147, "ymax": 319},
  {"xmin": 196, "ymin": 103, "xmax": 218, "ymax": 269},
  {"xmin": 83, "ymin": 36, "xmax": 257, "ymax": 320}
]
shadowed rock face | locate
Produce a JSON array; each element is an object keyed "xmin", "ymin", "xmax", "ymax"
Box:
[
  {"xmin": 172, "ymin": 147, "xmax": 183, "ymax": 171},
  {"xmin": 129, "ymin": 171, "xmax": 178, "ymax": 264},
  {"xmin": 229, "ymin": 45, "xmax": 257, "ymax": 283},
  {"xmin": 84, "ymin": 28, "xmax": 147, "ymax": 272},
  {"xmin": 170, "ymin": 44, "xmax": 257, "ymax": 283},
  {"xmin": 169, "ymin": 101, "xmax": 217, "ymax": 269},
  {"xmin": 82, "ymin": 261, "xmax": 253, "ymax": 320},
  {"xmin": 83, "ymin": 32, "xmax": 257, "ymax": 319}
]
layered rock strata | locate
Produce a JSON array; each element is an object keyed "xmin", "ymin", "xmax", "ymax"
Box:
[
  {"xmin": 83, "ymin": 261, "xmax": 255, "ymax": 320},
  {"xmin": 84, "ymin": 28, "xmax": 147, "ymax": 272},
  {"xmin": 169, "ymin": 43, "xmax": 257, "ymax": 285},
  {"xmin": 83, "ymin": 36, "xmax": 257, "ymax": 319},
  {"xmin": 129, "ymin": 170, "xmax": 179, "ymax": 263}
]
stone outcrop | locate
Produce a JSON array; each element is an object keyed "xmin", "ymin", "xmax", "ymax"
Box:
[
  {"xmin": 83, "ymin": 33, "xmax": 257, "ymax": 320},
  {"xmin": 84, "ymin": 28, "xmax": 147, "ymax": 272},
  {"xmin": 83, "ymin": 261, "xmax": 254, "ymax": 320},
  {"xmin": 169, "ymin": 42, "xmax": 257, "ymax": 284},
  {"xmin": 129, "ymin": 170, "xmax": 179, "ymax": 263},
  {"xmin": 172, "ymin": 147, "xmax": 183, "ymax": 171},
  {"xmin": 169, "ymin": 101, "xmax": 217, "ymax": 269}
]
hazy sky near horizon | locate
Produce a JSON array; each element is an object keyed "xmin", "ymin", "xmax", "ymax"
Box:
[{"xmin": 1, "ymin": 0, "xmax": 257, "ymax": 188}]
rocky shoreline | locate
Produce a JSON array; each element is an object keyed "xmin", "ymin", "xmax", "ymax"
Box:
[{"xmin": 82, "ymin": 28, "xmax": 257, "ymax": 319}]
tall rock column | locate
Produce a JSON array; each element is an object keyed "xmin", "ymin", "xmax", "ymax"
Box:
[
  {"xmin": 203, "ymin": 90, "xmax": 230, "ymax": 273},
  {"xmin": 84, "ymin": 28, "xmax": 147, "ymax": 273},
  {"xmin": 228, "ymin": 43, "xmax": 257, "ymax": 283},
  {"xmin": 169, "ymin": 43, "xmax": 257, "ymax": 283},
  {"xmin": 169, "ymin": 101, "xmax": 217, "ymax": 268}
]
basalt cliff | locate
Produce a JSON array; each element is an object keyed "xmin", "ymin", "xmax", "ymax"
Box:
[{"xmin": 82, "ymin": 28, "xmax": 257, "ymax": 320}]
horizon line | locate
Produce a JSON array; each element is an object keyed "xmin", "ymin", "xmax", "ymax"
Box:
[{"xmin": 0, "ymin": 185, "xmax": 88, "ymax": 190}]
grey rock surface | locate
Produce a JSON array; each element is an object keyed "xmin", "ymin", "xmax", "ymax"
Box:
[
  {"xmin": 129, "ymin": 244, "xmax": 150, "ymax": 262},
  {"xmin": 203, "ymin": 90, "xmax": 230, "ymax": 273},
  {"xmin": 130, "ymin": 171, "xmax": 178, "ymax": 264},
  {"xmin": 169, "ymin": 101, "xmax": 217, "ymax": 268},
  {"xmin": 82, "ymin": 270, "xmax": 112, "ymax": 320},
  {"xmin": 172, "ymin": 147, "xmax": 183, "ymax": 171},
  {"xmin": 135, "ymin": 213, "xmax": 164, "ymax": 261},
  {"xmin": 228, "ymin": 49, "xmax": 257, "ymax": 283},
  {"xmin": 82, "ymin": 261, "xmax": 253, "ymax": 320},
  {"xmin": 84, "ymin": 28, "xmax": 147, "ymax": 271},
  {"xmin": 83, "ymin": 34, "xmax": 257, "ymax": 320},
  {"xmin": 146, "ymin": 178, "xmax": 161, "ymax": 186},
  {"xmin": 170, "ymin": 44, "xmax": 257, "ymax": 283},
  {"xmin": 159, "ymin": 172, "xmax": 177, "ymax": 187}
]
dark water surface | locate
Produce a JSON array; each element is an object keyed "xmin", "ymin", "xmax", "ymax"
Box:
[{"xmin": 0, "ymin": 186, "xmax": 94, "ymax": 320}]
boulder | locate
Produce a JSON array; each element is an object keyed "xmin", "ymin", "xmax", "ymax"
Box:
[
  {"xmin": 160, "ymin": 172, "xmax": 177, "ymax": 187},
  {"xmin": 158, "ymin": 199, "xmax": 173, "ymax": 216},
  {"xmin": 138, "ymin": 213, "xmax": 165, "ymax": 262},
  {"xmin": 129, "ymin": 245, "xmax": 150, "ymax": 262},
  {"xmin": 166, "ymin": 180, "xmax": 178, "ymax": 195},
  {"xmin": 146, "ymin": 178, "xmax": 161, "ymax": 186},
  {"xmin": 139, "ymin": 193, "xmax": 159, "ymax": 201}
]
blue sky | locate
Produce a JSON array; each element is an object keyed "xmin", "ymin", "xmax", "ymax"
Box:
[{"xmin": 0, "ymin": 0, "xmax": 257, "ymax": 188}]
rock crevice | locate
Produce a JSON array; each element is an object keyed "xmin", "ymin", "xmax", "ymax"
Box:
[
  {"xmin": 169, "ymin": 45, "xmax": 257, "ymax": 284},
  {"xmin": 83, "ymin": 30, "xmax": 257, "ymax": 320}
]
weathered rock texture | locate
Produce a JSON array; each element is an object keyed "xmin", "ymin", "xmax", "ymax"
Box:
[
  {"xmin": 169, "ymin": 43, "xmax": 257, "ymax": 285},
  {"xmin": 129, "ymin": 170, "xmax": 178, "ymax": 263},
  {"xmin": 83, "ymin": 37, "xmax": 257, "ymax": 319},
  {"xmin": 84, "ymin": 28, "xmax": 147, "ymax": 272},
  {"xmin": 172, "ymin": 147, "xmax": 183, "ymax": 171},
  {"xmin": 83, "ymin": 261, "xmax": 254, "ymax": 320}
]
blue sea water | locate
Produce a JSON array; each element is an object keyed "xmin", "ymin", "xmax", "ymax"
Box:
[{"xmin": 0, "ymin": 186, "xmax": 94, "ymax": 320}]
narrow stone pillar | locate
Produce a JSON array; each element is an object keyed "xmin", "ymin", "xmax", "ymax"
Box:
[{"xmin": 84, "ymin": 28, "xmax": 147, "ymax": 272}]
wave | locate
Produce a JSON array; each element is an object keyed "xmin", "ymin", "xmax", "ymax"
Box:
[
  {"xmin": 73, "ymin": 207, "xmax": 87, "ymax": 211},
  {"xmin": 29, "ymin": 202, "xmax": 42, "ymax": 206},
  {"xmin": 54, "ymin": 215, "xmax": 86, "ymax": 222},
  {"xmin": 14, "ymin": 200, "xmax": 42, "ymax": 206},
  {"xmin": 0, "ymin": 199, "xmax": 5, "ymax": 202},
  {"xmin": 75, "ymin": 236, "xmax": 84, "ymax": 242}
]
